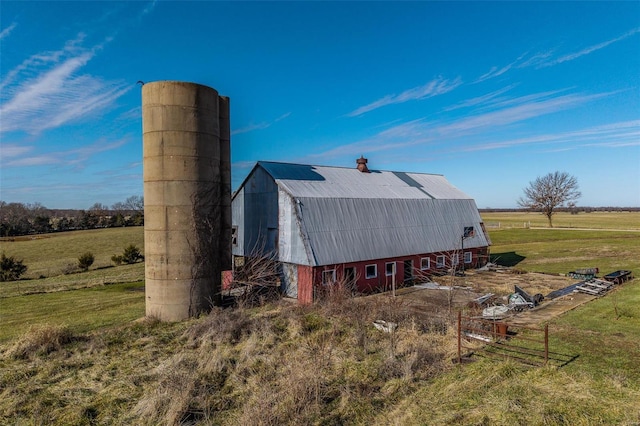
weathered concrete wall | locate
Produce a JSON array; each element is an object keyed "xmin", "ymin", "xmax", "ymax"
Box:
[{"xmin": 143, "ymin": 81, "xmax": 230, "ymax": 321}]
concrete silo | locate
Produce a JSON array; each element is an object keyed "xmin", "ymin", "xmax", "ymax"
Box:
[{"xmin": 142, "ymin": 81, "xmax": 231, "ymax": 321}]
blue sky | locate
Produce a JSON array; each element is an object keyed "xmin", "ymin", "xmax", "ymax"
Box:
[{"xmin": 1, "ymin": 1, "xmax": 639, "ymax": 209}]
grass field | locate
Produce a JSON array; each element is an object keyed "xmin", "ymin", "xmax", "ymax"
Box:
[
  {"xmin": 0, "ymin": 282, "xmax": 145, "ymax": 342},
  {"xmin": 481, "ymin": 211, "xmax": 640, "ymax": 230},
  {"xmin": 0, "ymin": 226, "xmax": 144, "ymax": 279},
  {"xmin": 0, "ymin": 214, "xmax": 638, "ymax": 424}
]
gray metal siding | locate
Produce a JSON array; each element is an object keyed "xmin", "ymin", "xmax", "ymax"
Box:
[
  {"xmin": 280, "ymin": 263, "xmax": 298, "ymax": 298},
  {"xmin": 235, "ymin": 166, "xmax": 279, "ymax": 257},
  {"xmin": 296, "ymin": 197, "xmax": 488, "ymax": 266},
  {"xmin": 231, "ymin": 187, "xmax": 245, "ymax": 256},
  {"xmin": 278, "ymin": 188, "xmax": 312, "ymax": 265}
]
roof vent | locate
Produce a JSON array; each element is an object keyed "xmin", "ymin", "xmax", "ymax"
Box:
[{"xmin": 356, "ymin": 155, "xmax": 370, "ymax": 173}]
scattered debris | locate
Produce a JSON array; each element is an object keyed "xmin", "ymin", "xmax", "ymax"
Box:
[
  {"xmin": 575, "ymin": 278, "xmax": 613, "ymax": 296},
  {"xmin": 482, "ymin": 305, "xmax": 509, "ymax": 320},
  {"xmin": 508, "ymin": 293, "xmax": 534, "ymax": 311},
  {"xmin": 472, "ymin": 293, "xmax": 495, "ymax": 307},
  {"xmin": 568, "ymin": 267, "xmax": 599, "ymax": 280},
  {"xmin": 464, "ymin": 332, "xmax": 491, "ymax": 343},
  {"xmin": 373, "ymin": 320, "xmax": 397, "ymax": 333},
  {"xmin": 603, "ymin": 270, "xmax": 633, "ymax": 284},
  {"xmin": 546, "ymin": 282, "xmax": 583, "ymax": 299},
  {"xmin": 514, "ymin": 285, "xmax": 544, "ymax": 307}
]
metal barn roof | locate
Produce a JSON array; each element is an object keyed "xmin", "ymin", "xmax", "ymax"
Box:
[
  {"xmin": 258, "ymin": 161, "xmax": 472, "ymax": 200},
  {"xmin": 237, "ymin": 161, "xmax": 489, "ymax": 266}
]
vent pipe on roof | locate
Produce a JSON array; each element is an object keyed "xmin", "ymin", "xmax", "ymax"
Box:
[{"xmin": 356, "ymin": 155, "xmax": 370, "ymax": 173}]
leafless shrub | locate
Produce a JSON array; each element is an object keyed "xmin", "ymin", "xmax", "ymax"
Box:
[
  {"xmin": 229, "ymin": 242, "xmax": 282, "ymax": 308},
  {"xmin": 5, "ymin": 324, "xmax": 74, "ymax": 359},
  {"xmin": 315, "ymin": 273, "xmax": 360, "ymax": 317},
  {"xmin": 183, "ymin": 307, "xmax": 253, "ymax": 348},
  {"xmin": 61, "ymin": 263, "xmax": 78, "ymax": 275}
]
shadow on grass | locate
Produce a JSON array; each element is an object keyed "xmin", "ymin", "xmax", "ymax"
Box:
[{"xmin": 491, "ymin": 251, "xmax": 526, "ymax": 267}]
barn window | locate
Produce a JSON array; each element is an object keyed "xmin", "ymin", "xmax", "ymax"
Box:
[
  {"xmin": 452, "ymin": 254, "xmax": 459, "ymax": 266},
  {"xmin": 231, "ymin": 226, "xmax": 238, "ymax": 247},
  {"xmin": 322, "ymin": 269, "xmax": 336, "ymax": 285},
  {"xmin": 464, "ymin": 251, "xmax": 472, "ymax": 264},
  {"xmin": 464, "ymin": 226, "xmax": 475, "ymax": 238},
  {"xmin": 436, "ymin": 255, "xmax": 445, "ymax": 268},
  {"xmin": 365, "ymin": 264, "xmax": 377, "ymax": 279},
  {"xmin": 385, "ymin": 262, "xmax": 396, "ymax": 276},
  {"xmin": 420, "ymin": 257, "xmax": 430, "ymax": 270}
]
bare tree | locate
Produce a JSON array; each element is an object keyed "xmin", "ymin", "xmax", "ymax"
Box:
[
  {"xmin": 518, "ymin": 171, "xmax": 581, "ymax": 228},
  {"xmin": 123, "ymin": 195, "xmax": 144, "ymax": 212}
]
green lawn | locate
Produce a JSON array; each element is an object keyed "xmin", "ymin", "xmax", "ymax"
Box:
[
  {"xmin": 0, "ymin": 227, "xmax": 144, "ymax": 279},
  {"xmin": 0, "ymin": 281, "xmax": 145, "ymax": 343},
  {"xmin": 481, "ymin": 211, "xmax": 640, "ymax": 230},
  {"xmin": 488, "ymin": 228, "xmax": 639, "ymax": 274}
]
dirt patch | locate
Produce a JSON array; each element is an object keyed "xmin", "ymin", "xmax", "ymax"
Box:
[{"xmin": 394, "ymin": 270, "xmax": 593, "ymax": 327}]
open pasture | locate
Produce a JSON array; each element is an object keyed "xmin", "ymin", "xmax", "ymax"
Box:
[
  {"xmin": 0, "ymin": 216, "xmax": 639, "ymax": 424},
  {"xmin": 481, "ymin": 211, "xmax": 640, "ymax": 230},
  {"xmin": 0, "ymin": 226, "xmax": 144, "ymax": 280},
  {"xmin": 484, "ymin": 211, "xmax": 640, "ymax": 275}
]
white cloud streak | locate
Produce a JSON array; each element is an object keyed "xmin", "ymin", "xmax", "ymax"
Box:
[
  {"xmin": 0, "ymin": 22, "xmax": 17, "ymax": 40},
  {"xmin": 443, "ymin": 85, "xmax": 517, "ymax": 111},
  {"xmin": 462, "ymin": 120, "xmax": 640, "ymax": 152},
  {"xmin": 4, "ymin": 138, "xmax": 129, "ymax": 168},
  {"xmin": 542, "ymin": 27, "xmax": 640, "ymax": 67},
  {"xmin": 476, "ymin": 27, "xmax": 640, "ymax": 82},
  {"xmin": 231, "ymin": 112, "xmax": 291, "ymax": 136},
  {"xmin": 0, "ymin": 34, "xmax": 131, "ymax": 135},
  {"xmin": 313, "ymin": 89, "xmax": 613, "ymax": 160},
  {"xmin": 476, "ymin": 53, "xmax": 528, "ymax": 83},
  {"xmin": 347, "ymin": 77, "xmax": 462, "ymax": 117},
  {"xmin": 0, "ymin": 144, "xmax": 33, "ymax": 160}
]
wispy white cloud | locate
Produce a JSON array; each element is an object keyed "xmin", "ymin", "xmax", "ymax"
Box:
[
  {"xmin": 542, "ymin": 27, "xmax": 640, "ymax": 67},
  {"xmin": 477, "ymin": 27, "xmax": 640, "ymax": 82},
  {"xmin": 3, "ymin": 138, "xmax": 129, "ymax": 168},
  {"xmin": 0, "ymin": 22, "xmax": 17, "ymax": 40},
  {"xmin": 443, "ymin": 85, "xmax": 517, "ymax": 111},
  {"xmin": 231, "ymin": 112, "xmax": 291, "ymax": 136},
  {"xmin": 476, "ymin": 53, "xmax": 528, "ymax": 83},
  {"xmin": 347, "ymin": 77, "xmax": 462, "ymax": 117},
  {"xmin": 0, "ymin": 34, "xmax": 131, "ymax": 135},
  {"xmin": 459, "ymin": 120, "xmax": 640, "ymax": 153},
  {"xmin": 0, "ymin": 144, "xmax": 33, "ymax": 159},
  {"xmin": 313, "ymin": 89, "xmax": 612, "ymax": 160}
]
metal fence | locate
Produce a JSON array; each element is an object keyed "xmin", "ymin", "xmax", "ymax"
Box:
[{"xmin": 457, "ymin": 312, "xmax": 551, "ymax": 366}]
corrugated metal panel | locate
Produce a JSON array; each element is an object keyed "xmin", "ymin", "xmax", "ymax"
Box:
[
  {"xmin": 231, "ymin": 187, "xmax": 245, "ymax": 256},
  {"xmin": 296, "ymin": 197, "xmax": 489, "ymax": 266},
  {"xmin": 278, "ymin": 188, "xmax": 311, "ymax": 265},
  {"xmin": 235, "ymin": 166, "xmax": 279, "ymax": 256},
  {"xmin": 259, "ymin": 161, "xmax": 470, "ymax": 200}
]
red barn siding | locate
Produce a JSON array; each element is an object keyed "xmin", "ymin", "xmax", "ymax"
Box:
[
  {"xmin": 308, "ymin": 247, "xmax": 487, "ymax": 300},
  {"xmin": 222, "ymin": 270, "xmax": 233, "ymax": 290},
  {"xmin": 297, "ymin": 265, "xmax": 314, "ymax": 304}
]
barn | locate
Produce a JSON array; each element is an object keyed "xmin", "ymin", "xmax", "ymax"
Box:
[{"xmin": 228, "ymin": 158, "xmax": 491, "ymax": 303}]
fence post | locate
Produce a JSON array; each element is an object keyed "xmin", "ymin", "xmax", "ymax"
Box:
[
  {"xmin": 544, "ymin": 324, "xmax": 549, "ymax": 365},
  {"xmin": 457, "ymin": 311, "xmax": 462, "ymax": 364}
]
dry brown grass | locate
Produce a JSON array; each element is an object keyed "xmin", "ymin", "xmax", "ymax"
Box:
[
  {"xmin": 127, "ymin": 293, "xmax": 457, "ymax": 425},
  {"xmin": 3, "ymin": 324, "xmax": 74, "ymax": 360},
  {"xmin": 2, "ymin": 280, "xmax": 638, "ymax": 425}
]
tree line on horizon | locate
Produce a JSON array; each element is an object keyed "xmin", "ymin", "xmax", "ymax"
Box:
[
  {"xmin": 480, "ymin": 206, "xmax": 640, "ymax": 213},
  {"xmin": 0, "ymin": 196, "xmax": 144, "ymax": 237}
]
